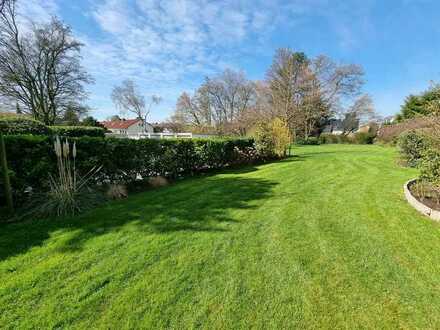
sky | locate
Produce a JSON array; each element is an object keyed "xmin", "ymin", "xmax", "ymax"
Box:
[{"xmin": 22, "ymin": 0, "xmax": 440, "ymax": 121}]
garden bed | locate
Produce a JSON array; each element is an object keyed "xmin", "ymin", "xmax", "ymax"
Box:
[{"xmin": 404, "ymin": 179, "xmax": 440, "ymax": 221}]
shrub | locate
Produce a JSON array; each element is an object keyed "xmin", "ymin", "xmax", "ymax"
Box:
[
  {"xmin": 353, "ymin": 132, "xmax": 375, "ymax": 144},
  {"xmin": 0, "ymin": 116, "xmax": 49, "ymax": 135},
  {"xmin": 49, "ymin": 126, "xmax": 105, "ymax": 137},
  {"xmin": 33, "ymin": 137, "xmax": 102, "ymax": 217},
  {"xmin": 1, "ymin": 136, "xmax": 260, "ymax": 206},
  {"xmin": 419, "ymin": 147, "xmax": 440, "ymax": 186},
  {"xmin": 252, "ymin": 118, "xmax": 291, "ymax": 158},
  {"xmin": 398, "ymin": 130, "xmax": 432, "ymax": 167},
  {"xmin": 296, "ymin": 137, "xmax": 320, "ymax": 145},
  {"xmin": 253, "ymin": 122, "xmax": 276, "ymax": 159},
  {"xmin": 376, "ymin": 117, "xmax": 430, "ymax": 144},
  {"xmin": 319, "ymin": 133, "xmax": 340, "ymax": 144},
  {"xmin": 319, "ymin": 134, "xmax": 351, "ymax": 144},
  {"xmin": 271, "ymin": 118, "xmax": 292, "ymax": 156}
]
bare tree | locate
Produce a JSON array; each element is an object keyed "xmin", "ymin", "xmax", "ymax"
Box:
[
  {"xmin": 342, "ymin": 94, "xmax": 376, "ymax": 134},
  {"xmin": 173, "ymin": 91, "xmax": 209, "ymax": 127},
  {"xmin": 202, "ymin": 69, "xmax": 255, "ymax": 134},
  {"xmin": 111, "ymin": 80, "xmax": 145, "ymax": 119},
  {"xmin": 111, "ymin": 79, "xmax": 161, "ymax": 122},
  {"xmin": 170, "ymin": 69, "xmax": 255, "ymax": 135},
  {"xmin": 266, "ymin": 48, "xmax": 309, "ymax": 130},
  {"xmin": 266, "ymin": 49, "xmax": 365, "ymax": 139},
  {"xmin": 0, "ymin": 0, "xmax": 10, "ymax": 15},
  {"xmin": 0, "ymin": 2, "xmax": 92, "ymax": 124},
  {"xmin": 313, "ymin": 56, "xmax": 364, "ymax": 110}
]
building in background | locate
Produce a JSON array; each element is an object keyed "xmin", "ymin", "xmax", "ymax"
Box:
[{"xmin": 101, "ymin": 118, "xmax": 154, "ymax": 135}]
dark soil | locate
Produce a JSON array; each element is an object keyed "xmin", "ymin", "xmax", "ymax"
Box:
[{"xmin": 409, "ymin": 183, "xmax": 440, "ymax": 211}]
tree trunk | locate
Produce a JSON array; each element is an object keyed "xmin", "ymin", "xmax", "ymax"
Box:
[{"xmin": 0, "ymin": 133, "xmax": 13, "ymax": 215}]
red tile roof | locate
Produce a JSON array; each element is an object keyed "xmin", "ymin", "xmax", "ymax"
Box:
[{"xmin": 102, "ymin": 119, "xmax": 142, "ymax": 129}]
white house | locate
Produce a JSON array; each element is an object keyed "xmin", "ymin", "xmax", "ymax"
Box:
[{"xmin": 102, "ymin": 119, "xmax": 154, "ymax": 135}]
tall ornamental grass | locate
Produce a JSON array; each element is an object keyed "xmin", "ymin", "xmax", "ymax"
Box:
[{"xmin": 38, "ymin": 137, "xmax": 102, "ymax": 217}]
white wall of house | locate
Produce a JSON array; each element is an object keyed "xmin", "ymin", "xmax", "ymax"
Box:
[{"xmin": 126, "ymin": 121, "xmax": 154, "ymax": 135}]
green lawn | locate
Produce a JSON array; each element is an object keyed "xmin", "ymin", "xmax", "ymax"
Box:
[{"xmin": 1, "ymin": 144, "xmax": 439, "ymax": 329}]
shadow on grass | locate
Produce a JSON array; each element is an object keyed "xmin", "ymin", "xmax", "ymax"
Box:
[{"xmin": 0, "ymin": 176, "xmax": 277, "ymax": 260}]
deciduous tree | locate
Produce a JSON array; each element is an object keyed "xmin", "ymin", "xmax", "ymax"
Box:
[{"xmin": 0, "ymin": 1, "xmax": 92, "ymax": 124}]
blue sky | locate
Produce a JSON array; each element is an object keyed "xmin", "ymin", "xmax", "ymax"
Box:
[{"xmin": 24, "ymin": 0, "xmax": 440, "ymax": 121}]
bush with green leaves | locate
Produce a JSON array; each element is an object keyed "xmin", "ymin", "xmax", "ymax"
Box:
[
  {"xmin": 296, "ymin": 137, "xmax": 320, "ymax": 145},
  {"xmin": 419, "ymin": 147, "xmax": 440, "ymax": 193},
  {"xmin": 0, "ymin": 116, "xmax": 49, "ymax": 135},
  {"xmin": 1, "ymin": 136, "xmax": 260, "ymax": 206},
  {"xmin": 319, "ymin": 133, "xmax": 341, "ymax": 144},
  {"xmin": 49, "ymin": 126, "xmax": 106, "ymax": 137},
  {"xmin": 0, "ymin": 116, "xmax": 106, "ymax": 137},
  {"xmin": 398, "ymin": 130, "xmax": 432, "ymax": 167},
  {"xmin": 352, "ymin": 132, "xmax": 375, "ymax": 144},
  {"xmin": 252, "ymin": 118, "xmax": 291, "ymax": 158}
]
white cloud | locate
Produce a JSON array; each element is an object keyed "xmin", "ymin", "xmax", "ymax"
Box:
[
  {"xmin": 19, "ymin": 0, "xmax": 58, "ymax": 22},
  {"xmin": 15, "ymin": 0, "xmax": 373, "ymax": 120}
]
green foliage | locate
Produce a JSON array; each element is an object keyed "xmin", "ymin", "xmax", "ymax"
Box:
[
  {"xmin": 81, "ymin": 116, "xmax": 104, "ymax": 128},
  {"xmin": 252, "ymin": 118, "xmax": 291, "ymax": 158},
  {"xmin": 49, "ymin": 126, "xmax": 106, "ymax": 137},
  {"xmin": 1, "ymin": 146, "xmax": 440, "ymax": 329},
  {"xmin": 318, "ymin": 132, "xmax": 374, "ymax": 145},
  {"xmin": 252, "ymin": 122, "xmax": 276, "ymax": 159},
  {"xmin": 398, "ymin": 130, "xmax": 432, "ymax": 167},
  {"xmin": 33, "ymin": 138, "xmax": 102, "ymax": 217},
  {"xmin": 271, "ymin": 118, "xmax": 292, "ymax": 156},
  {"xmin": 352, "ymin": 132, "xmax": 375, "ymax": 144},
  {"xmin": 398, "ymin": 85, "xmax": 440, "ymax": 121},
  {"xmin": 419, "ymin": 147, "xmax": 440, "ymax": 187},
  {"xmin": 0, "ymin": 116, "xmax": 105, "ymax": 137},
  {"xmin": 319, "ymin": 133, "xmax": 340, "ymax": 144},
  {"xmin": 0, "ymin": 116, "xmax": 49, "ymax": 135},
  {"xmin": 296, "ymin": 137, "xmax": 320, "ymax": 145},
  {"xmin": 1, "ymin": 136, "xmax": 259, "ymax": 206}
]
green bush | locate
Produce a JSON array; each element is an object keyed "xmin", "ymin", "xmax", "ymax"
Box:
[
  {"xmin": 319, "ymin": 134, "xmax": 350, "ymax": 144},
  {"xmin": 419, "ymin": 147, "xmax": 440, "ymax": 186},
  {"xmin": 252, "ymin": 118, "xmax": 291, "ymax": 158},
  {"xmin": 49, "ymin": 126, "xmax": 105, "ymax": 137},
  {"xmin": 353, "ymin": 132, "xmax": 375, "ymax": 144},
  {"xmin": 0, "ymin": 136, "xmax": 260, "ymax": 206},
  {"xmin": 296, "ymin": 137, "xmax": 320, "ymax": 145},
  {"xmin": 319, "ymin": 133, "xmax": 339, "ymax": 144},
  {"xmin": 319, "ymin": 132, "xmax": 374, "ymax": 145},
  {"xmin": 398, "ymin": 130, "xmax": 432, "ymax": 167},
  {"xmin": 0, "ymin": 116, "xmax": 49, "ymax": 135},
  {"xmin": 0, "ymin": 116, "xmax": 106, "ymax": 137}
]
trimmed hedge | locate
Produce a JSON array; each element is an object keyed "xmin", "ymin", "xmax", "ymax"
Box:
[
  {"xmin": 318, "ymin": 132, "xmax": 374, "ymax": 145},
  {"xmin": 0, "ymin": 116, "xmax": 49, "ymax": 135},
  {"xmin": 0, "ymin": 136, "xmax": 259, "ymax": 205},
  {"xmin": 0, "ymin": 116, "xmax": 105, "ymax": 137},
  {"xmin": 295, "ymin": 137, "xmax": 320, "ymax": 145},
  {"xmin": 49, "ymin": 126, "xmax": 105, "ymax": 137},
  {"xmin": 352, "ymin": 132, "xmax": 375, "ymax": 145}
]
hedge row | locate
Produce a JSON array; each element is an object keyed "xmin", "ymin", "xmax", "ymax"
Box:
[
  {"xmin": 0, "ymin": 116, "xmax": 105, "ymax": 137},
  {"xmin": 320, "ymin": 132, "xmax": 375, "ymax": 144},
  {"xmin": 0, "ymin": 116, "xmax": 49, "ymax": 135},
  {"xmin": 0, "ymin": 136, "xmax": 259, "ymax": 205},
  {"xmin": 295, "ymin": 132, "xmax": 375, "ymax": 145},
  {"xmin": 49, "ymin": 126, "xmax": 105, "ymax": 137}
]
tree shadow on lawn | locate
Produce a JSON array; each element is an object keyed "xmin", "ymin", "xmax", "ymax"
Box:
[{"xmin": 0, "ymin": 176, "xmax": 277, "ymax": 260}]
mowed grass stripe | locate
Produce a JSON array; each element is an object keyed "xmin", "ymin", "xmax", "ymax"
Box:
[{"xmin": 0, "ymin": 144, "xmax": 439, "ymax": 329}]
